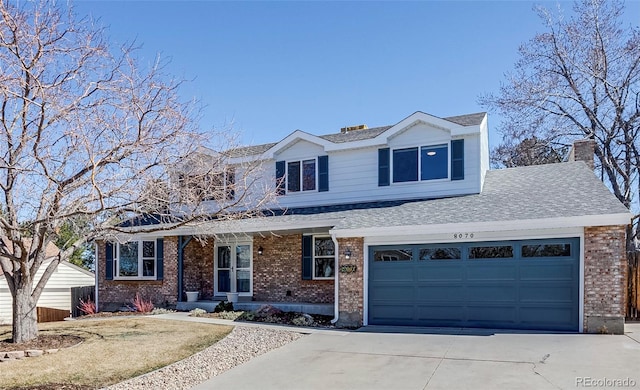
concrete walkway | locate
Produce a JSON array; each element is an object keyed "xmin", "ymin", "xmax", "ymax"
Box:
[{"xmin": 178, "ymin": 315, "xmax": 640, "ymax": 390}]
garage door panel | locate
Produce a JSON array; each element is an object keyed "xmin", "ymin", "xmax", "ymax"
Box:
[
  {"xmin": 519, "ymin": 306, "xmax": 578, "ymax": 329},
  {"xmin": 416, "ymin": 265, "xmax": 464, "ymax": 281},
  {"xmin": 369, "ymin": 285, "xmax": 415, "ymax": 300},
  {"xmin": 369, "ymin": 237, "xmax": 579, "ymax": 331},
  {"xmin": 416, "ymin": 305, "xmax": 465, "ymax": 321},
  {"xmin": 466, "ymin": 285, "xmax": 517, "ymax": 301},
  {"xmin": 416, "ymin": 285, "xmax": 465, "ymax": 301},
  {"xmin": 370, "ymin": 267, "xmax": 414, "ymax": 282},
  {"xmin": 466, "ymin": 264, "xmax": 517, "ymax": 281},
  {"xmin": 520, "ymin": 284, "xmax": 575, "ymax": 302},
  {"xmin": 520, "ymin": 262, "xmax": 575, "ymax": 281},
  {"xmin": 466, "ymin": 305, "xmax": 517, "ymax": 323}
]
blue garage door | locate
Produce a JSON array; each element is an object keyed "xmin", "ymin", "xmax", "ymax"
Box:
[{"xmin": 368, "ymin": 238, "xmax": 580, "ymax": 331}]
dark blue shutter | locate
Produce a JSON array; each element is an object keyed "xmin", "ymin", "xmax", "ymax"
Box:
[
  {"xmin": 156, "ymin": 238, "xmax": 164, "ymax": 281},
  {"xmin": 318, "ymin": 155, "xmax": 329, "ymax": 192},
  {"xmin": 302, "ymin": 235, "xmax": 313, "ymax": 280},
  {"xmin": 378, "ymin": 148, "xmax": 390, "ymax": 186},
  {"xmin": 275, "ymin": 160, "xmax": 286, "ymax": 195},
  {"xmin": 451, "ymin": 139, "xmax": 464, "ymax": 180},
  {"xmin": 105, "ymin": 242, "xmax": 114, "ymax": 280}
]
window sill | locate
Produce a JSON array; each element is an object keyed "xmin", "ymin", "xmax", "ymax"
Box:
[
  {"xmin": 311, "ymin": 277, "xmax": 335, "ymax": 281},
  {"xmin": 113, "ymin": 277, "xmax": 159, "ymax": 282}
]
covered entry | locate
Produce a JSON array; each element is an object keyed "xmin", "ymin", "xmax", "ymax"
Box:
[{"xmin": 368, "ymin": 238, "xmax": 580, "ymax": 331}]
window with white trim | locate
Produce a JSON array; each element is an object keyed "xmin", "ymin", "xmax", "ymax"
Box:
[
  {"xmin": 287, "ymin": 159, "xmax": 316, "ymax": 193},
  {"xmin": 115, "ymin": 240, "xmax": 157, "ymax": 279},
  {"xmin": 392, "ymin": 143, "xmax": 448, "ymax": 183},
  {"xmin": 313, "ymin": 236, "xmax": 334, "ymax": 279}
]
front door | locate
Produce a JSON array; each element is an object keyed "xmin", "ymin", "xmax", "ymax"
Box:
[{"xmin": 215, "ymin": 243, "xmax": 252, "ymax": 297}]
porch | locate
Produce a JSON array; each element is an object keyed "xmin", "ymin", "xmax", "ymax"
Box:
[{"xmin": 176, "ymin": 298, "xmax": 334, "ymax": 316}]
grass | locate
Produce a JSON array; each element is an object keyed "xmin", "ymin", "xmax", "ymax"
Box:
[{"xmin": 0, "ymin": 317, "xmax": 232, "ymax": 389}]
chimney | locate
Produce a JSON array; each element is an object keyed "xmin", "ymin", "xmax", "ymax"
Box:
[
  {"xmin": 568, "ymin": 139, "xmax": 595, "ymax": 170},
  {"xmin": 340, "ymin": 124, "xmax": 368, "ymax": 134}
]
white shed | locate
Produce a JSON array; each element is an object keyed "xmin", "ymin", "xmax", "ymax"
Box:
[{"xmin": 0, "ymin": 257, "xmax": 95, "ymax": 325}]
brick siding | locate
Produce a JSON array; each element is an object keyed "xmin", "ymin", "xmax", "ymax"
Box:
[
  {"xmin": 253, "ymin": 234, "xmax": 334, "ymax": 303},
  {"xmin": 336, "ymin": 237, "xmax": 364, "ymax": 327},
  {"xmin": 183, "ymin": 238, "xmax": 215, "ymax": 300},
  {"xmin": 583, "ymin": 225, "xmax": 627, "ymax": 333},
  {"xmin": 96, "ymin": 237, "xmax": 178, "ymax": 311}
]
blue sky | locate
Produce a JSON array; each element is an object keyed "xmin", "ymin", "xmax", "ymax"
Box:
[{"xmin": 74, "ymin": 1, "xmax": 640, "ymax": 148}]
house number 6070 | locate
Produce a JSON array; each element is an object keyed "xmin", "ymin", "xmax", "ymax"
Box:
[{"xmin": 453, "ymin": 233, "xmax": 474, "ymax": 239}]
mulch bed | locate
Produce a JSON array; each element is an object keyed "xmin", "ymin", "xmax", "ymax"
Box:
[
  {"xmin": 0, "ymin": 334, "xmax": 83, "ymax": 352},
  {"xmin": 242, "ymin": 311, "xmax": 335, "ymax": 327}
]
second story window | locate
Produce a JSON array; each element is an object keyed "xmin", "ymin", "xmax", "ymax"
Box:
[
  {"xmin": 178, "ymin": 167, "xmax": 235, "ymax": 202},
  {"xmin": 287, "ymin": 159, "xmax": 316, "ymax": 192},
  {"xmin": 392, "ymin": 144, "xmax": 448, "ymax": 183}
]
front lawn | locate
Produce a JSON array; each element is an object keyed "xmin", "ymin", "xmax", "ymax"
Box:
[{"xmin": 0, "ymin": 318, "xmax": 232, "ymax": 389}]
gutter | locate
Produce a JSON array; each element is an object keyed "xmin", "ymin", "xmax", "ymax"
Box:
[{"xmin": 330, "ymin": 233, "xmax": 339, "ymax": 324}]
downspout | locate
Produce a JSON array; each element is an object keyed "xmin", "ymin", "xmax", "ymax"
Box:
[
  {"xmin": 330, "ymin": 233, "xmax": 339, "ymax": 324},
  {"xmin": 94, "ymin": 242, "xmax": 99, "ymax": 312}
]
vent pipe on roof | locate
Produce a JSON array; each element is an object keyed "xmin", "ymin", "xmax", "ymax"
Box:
[{"xmin": 340, "ymin": 124, "xmax": 368, "ymax": 134}]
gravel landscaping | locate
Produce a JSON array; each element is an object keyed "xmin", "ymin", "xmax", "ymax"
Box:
[{"xmin": 104, "ymin": 325, "xmax": 304, "ymax": 390}]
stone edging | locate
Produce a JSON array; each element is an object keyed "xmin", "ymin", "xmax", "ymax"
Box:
[{"xmin": 0, "ymin": 348, "xmax": 59, "ymax": 362}]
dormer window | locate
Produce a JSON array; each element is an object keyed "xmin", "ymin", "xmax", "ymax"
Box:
[{"xmin": 392, "ymin": 144, "xmax": 449, "ymax": 183}]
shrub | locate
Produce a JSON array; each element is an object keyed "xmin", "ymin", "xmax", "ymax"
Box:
[
  {"xmin": 77, "ymin": 298, "xmax": 96, "ymax": 315},
  {"xmin": 130, "ymin": 293, "xmax": 154, "ymax": 313},
  {"xmin": 190, "ymin": 308, "xmax": 207, "ymax": 317},
  {"xmin": 214, "ymin": 301, "xmax": 234, "ymax": 313},
  {"xmin": 217, "ymin": 311, "xmax": 244, "ymax": 320},
  {"xmin": 150, "ymin": 308, "xmax": 176, "ymax": 315}
]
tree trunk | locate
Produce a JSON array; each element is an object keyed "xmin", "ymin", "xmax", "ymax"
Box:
[{"xmin": 12, "ymin": 285, "xmax": 38, "ymax": 343}]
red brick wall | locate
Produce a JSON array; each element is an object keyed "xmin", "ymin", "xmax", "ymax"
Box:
[
  {"xmin": 252, "ymin": 235, "xmax": 334, "ymax": 303},
  {"xmin": 336, "ymin": 237, "xmax": 364, "ymax": 327},
  {"xmin": 583, "ymin": 225, "xmax": 627, "ymax": 333},
  {"xmin": 183, "ymin": 238, "xmax": 215, "ymax": 300},
  {"xmin": 96, "ymin": 237, "xmax": 178, "ymax": 311}
]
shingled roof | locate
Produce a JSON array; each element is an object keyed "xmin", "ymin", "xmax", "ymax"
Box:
[
  {"xmin": 225, "ymin": 112, "xmax": 486, "ymax": 157},
  {"xmin": 189, "ymin": 160, "xmax": 629, "ymax": 235}
]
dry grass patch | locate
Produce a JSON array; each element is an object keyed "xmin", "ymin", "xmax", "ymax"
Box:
[{"xmin": 0, "ymin": 318, "xmax": 232, "ymax": 389}]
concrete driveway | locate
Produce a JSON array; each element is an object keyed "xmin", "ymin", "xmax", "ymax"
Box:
[{"xmin": 193, "ymin": 324, "xmax": 640, "ymax": 390}]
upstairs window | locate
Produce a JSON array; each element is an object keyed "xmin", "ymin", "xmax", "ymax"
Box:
[
  {"xmin": 287, "ymin": 159, "xmax": 316, "ymax": 193},
  {"xmin": 179, "ymin": 168, "xmax": 235, "ymax": 201},
  {"xmin": 392, "ymin": 144, "xmax": 448, "ymax": 183}
]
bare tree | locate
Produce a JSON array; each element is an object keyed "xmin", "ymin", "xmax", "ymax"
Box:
[
  {"xmin": 480, "ymin": 0, "xmax": 640, "ymax": 242},
  {"xmin": 0, "ymin": 1, "xmax": 273, "ymax": 343},
  {"xmin": 491, "ymin": 137, "xmax": 569, "ymax": 168}
]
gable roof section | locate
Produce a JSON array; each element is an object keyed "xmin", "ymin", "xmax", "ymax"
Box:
[{"xmin": 225, "ymin": 111, "xmax": 486, "ymax": 158}]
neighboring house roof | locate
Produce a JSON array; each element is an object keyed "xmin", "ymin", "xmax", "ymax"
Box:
[
  {"xmin": 167, "ymin": 161, "xmax": 629, "ymax": 237},
  {"xmin": 225, "ymin": 112, "xmax": 486, "ymax": 158},
  {"xmin": 0, "ymin": 238, "xmax": 61, "ymax": 259}
]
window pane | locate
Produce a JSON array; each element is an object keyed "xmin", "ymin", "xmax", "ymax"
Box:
[
  {"xmin": 217, "ymin": 246, "xmax": 231, "ymax": 268},
  {"xmin": 314, "ymin": 237, "xmax": 335, "ymax": 256},
  {"xmin": 393, "ymin": 148, "xmax": 418, "ymax": 183},
  {"xmin": 143, "ymin": 259, "xmax": 155, "ymax": 277},
  {"xmin": 236, "ymin": 270, "xmax": 251, "ymax": 292},
  {"xmin": 373, "ymin": 248, "xmax": 413, "ymax": 261},
  {"xmin": 469, "ymin": 246, "xmax": 514, "ymax": 259},
  {"xmin": 142, "ymin": 241, "xmax": 155, "ymax": 258},
  {"xmin": 314, "ymin": 258, "xmax": 334, "ymax": 278},
  {"xmin": 226, "ymin": 168, "xmax": 235, "ymax": 200},
  {"xmin": 287, "ymin": 161, "xmax": 300, "ymax": 192},
  {"xmin": 119, "ymin": 242, "xmax": 138, "ymax": 277},
  {"xmin": 522, "ymin": 243, "xmax": 571, "ymax": 258},
  {"xmin": 419, "ymin": 247, "xmax": 461, "ymax": 260},
  {"xmin": 236, "ymin": 245, "xmax": 251, "ymax": 268},
  {"xmin": 421, "ymin": 145, "xmax": 448, "ymax": 180},
  {"xmin": 302, "ymin": 159, "xmax": 316, "ymax": 191}
]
